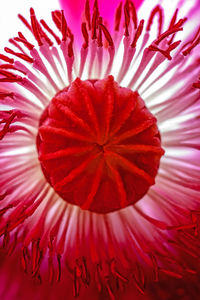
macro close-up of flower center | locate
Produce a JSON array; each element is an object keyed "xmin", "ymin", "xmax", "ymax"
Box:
[{"xmin": 0, "ymin": 0, "xmax": 200, "ymax": 299}]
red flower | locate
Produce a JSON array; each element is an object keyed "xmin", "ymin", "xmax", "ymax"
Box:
[{"xmin": 0, "ymin": 0, "xmax": 200, "ymax": 299}]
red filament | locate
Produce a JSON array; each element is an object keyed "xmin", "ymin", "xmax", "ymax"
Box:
[{"xmin": 37, "ymin": 76, "xmax": 164, "ymax": 213}]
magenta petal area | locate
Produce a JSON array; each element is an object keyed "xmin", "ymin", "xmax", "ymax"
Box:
[{"xmin": 59, "ymin": 0, "xmax": 143, "ymax": 46}]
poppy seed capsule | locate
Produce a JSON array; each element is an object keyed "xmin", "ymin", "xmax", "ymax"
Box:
[{"xmin": 37, "ymin": 76, "xmax": 164, "ymax": 213}]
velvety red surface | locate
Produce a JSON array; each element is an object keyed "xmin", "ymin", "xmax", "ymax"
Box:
[{"xmin": 37, "ymin": 76, "xmax": 164, "ymax": 213}]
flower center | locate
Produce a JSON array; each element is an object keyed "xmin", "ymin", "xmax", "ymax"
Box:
[{"xmin": 37, "ymin": 76, "xmax": 164, "ymax": 213}]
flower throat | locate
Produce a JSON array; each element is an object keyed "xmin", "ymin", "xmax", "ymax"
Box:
[{"xmin": 37, "ymin": 76, "xmax": 164, "ymax": 213}]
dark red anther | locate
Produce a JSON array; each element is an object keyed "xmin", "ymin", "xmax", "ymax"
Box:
[
  {"xmin": 129, "ymin": 0, "xmax": 138, "ymax": 30},
  {"xmin": 31, "ymin": 8, "xmax": 53, "ymax": 47},
  {"xmin": 0, "ymin": 64, "xmax": 26, "ymax": 75},
  {"xmin": 73, "ymin": 267, "xmax": 81, "ymax": 298},
  {"xmin": 155, "ymin": 26, "xmax": 183, "ymax": 45},
  {"xmin": 18, "ymin": 32, "xmax": 27, "ymax": 41},
  {"xmin": 168, "ymin": 40, "xmax": 181, "ymax": 51},
  {"xmin": 94, "ymin": 0, "xmax": 99, "ymax": 12},
  {"xmin": 38, "ymin": 25, "xmax": 54, "ymax": 47},
  {"xmin": 0, "ymin": 205, "xmax": 13, "ymax": 217},
  {"xmin": 95, "ymin": 264, "xmax": 102, "ymax": 292},
  {"xmin": 0, "ymin": 77, "xmax": 22, "ymax": 83},
  {"xmin": 81, "ymin": 22, "xmax": 89, "ymax": 49},
  {"xmin": 0, "ymin": 92, "xmax": 14, "ymax": 100},
  {"xmin": 7, "ymin": 231, "xmax": 18, "ymax": 256},
  {"xmin": 48, "ymin": 235, "xmax": 55, "ymax": 253},
  {"xmin": 75, "ymin": 257, "xmax": 90, "ymax": 286},
  {"xmin": 149, "ymin": 253, "xmax": 158, "ymax": 282},
  {"xmin": 32, "ymin": 250, "xmax": 43, "ymax": 277},
  {"xmin": 68, "ymin": 34, "xmax": 74, "ymax": 57},
  {"xmin": 92, "ymin": 6, "xmax": 98, "ymax": 39},
  {"xmin": 133, "ymin": 264, "xmax": 145, "ymax": 295},
  {"xmin": 131, "ymin": 19, "xmax": 144, "ymax": 48},
  {"xmin": 134, "ymin": 276, "xmax": 145, "ymax": 294},
  {"xmin": 57, "ymin": 254, "xmax": 62, "ymax": 282},
  {"xmin": 97, "ymin": 17, "xmax": 103, "ymax": 47},
  {"xmin": 0, "ymin": 111, "xmax": 16, "ymax": 140},
  {"xmin": 169, "ymin": 9, "xmax": 178, "ymax": 29},
  {"xmin": 85, "ymin": 0, "xmax": 91, "ymax": 30},
  {"xmin": 114, "ymin": 2, "xmax": 122, "ymax": 31},
  {"xmin": 8, "ymin": 38, "xmax": 26, "ymax": 55},
  {"xmin": 61, "ymin": 10, "xmax": 67, "ymax": 42},
  {"xmin": 3, "ymin": 224, "xmax": 10, "ymax": 249},
  {"xmin": 18, "ymin": 14, "xmax": 32, "ymax": 31},
  {"xmin": 124, "ymin": 1, "xmax": 130, "ymax": 36},
  {"xmin": 167, "ymin": 10, "xmax": 179, "ymax": 45},
  {"xmin": 0, "ymin": 191, "xmax": 8, "ymax": 200},
  {"xmin": 81, "ymin": 257, "xmax": 90, "ymax": 285},
  {"xmin": 31, "ymin": 239, "xmax": 41, "ymax": 274},
  {"xmin": 110, "ymin": 259, "xmax": 128, "ymax": 283},
  {"xmin": 40, "ymin": 19, "xmax": 61, "ymax": 44},
  {"xmin": 52, "ymin": 11, "xmax": 62, "ymax": 31},
  {"xmin": 149, "ymin": 39, "xmax": 181, "ymax": 60},
  {"xmin": 98, "ymin": 23, "xmax": 114, "ymax": 47},
  {"xmin": 21, "ymin": 247, "xmax": 30, "ymax": 273},
  {"xmin": 4, "ymin": 47, "xmax": 34, "ymax": 63},
  {"xmin": 36, "ymin": 274, "xmax": 42, "ymax": 285},
  {"xmin": 30, "ymin": 8, "xmax": 43, "ymax": 46},
  {"xmin": 0, "ymin": 54, "xmax": 14, "ymax": 64},
  {"xmin": 174, "ymin": 18, "xmax": 187, "ymax": 28},
  {"xmin": 146, "ymin": 5, "xmax": 163, "ymax": 37},
  {"xmin": 193, "ymin": 82, "xmax": 200, "ymax": 89},
  {"xmin": 14, "ymin": 37, "xmax": 34, "ymax": 50},
  {"xmin": 183, "ymin": 35, "xmax": 200, "ymax": 56},
  {"xmin": 14, "ymin": 32, "xmax": 34, "ymax": 50}
]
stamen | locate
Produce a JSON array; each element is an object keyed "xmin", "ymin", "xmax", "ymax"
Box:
[
  {"xmin": 92, "ymin": 5, "xmax": 99, "ymax": 40},
  {"xmin": 154, "ymin": 26, "xmax": 183, "ymax": 45},
  {"xmin": 4, "ymin": 47, "xmax": 34, "ymax": 63},
  {"xmin": 0, "ymin": 54, "xmax": 14, "ymax": 64},
  {"xmin": 9, "ymin": 38, "xmax": 28, "ymax": 55},
  {"xmin": 128, "ymin": 0, "xmax": 138, "ymax": 30},
  {"xmin": 40, "ymin": 19, "xmax": 61, "ymax": 44},
  {"xmin": 61, "ymin": 10, "xmax": 67, "ymax": 42},
  {"xmin": 52, "ymin": 11, "xmax": 62, "ymax": 31},
  {"xmin": 131, "ymin": 19, "xmax": 144, "ymax": 48},
  {"xmin": 114, "ymin": 2, "xmax": 122, "ymax": 32},
  {"xmin": 98, "ymin": 23, "xmax": 114, "ymax": 47},
  {"xmin": 30, "ymin": 8, "xmax": 43, "ymax": 46},
  {"xmin": 146, "ymin": 5, "xmax": 163, "ymax": 37},
  {"xmin": 18, "ymin": 14, "xmax": 32, "ymax": 31},
  {"xmin": 124, "ymin": 1, "xmax": 130, "ymax": 37},
  {"xmin": 97, "ymin": 17, "xmax": 103, "ymax": 47},
  {"xmin": 85, "ymin": 0, "xmax": 91, "ymax": 30},
  {"xmin": 81, "ymin": 22, "xmax": 89, "ymax": 49},
  {"xmin": 182, "ymin": 34, "xmax": 200, "ymax": 56},
  {"xmin": 14, "ymin": 32, "xmax": 34, "ymax": 50}
]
